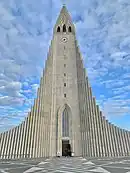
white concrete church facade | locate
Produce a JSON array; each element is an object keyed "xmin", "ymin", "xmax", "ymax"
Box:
[{"xmin": 0, "ymin": 5, "xmax": 130, "ymax": 159}]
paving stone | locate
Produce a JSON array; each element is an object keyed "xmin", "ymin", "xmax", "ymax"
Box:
[{"xmin": 0, "ymin": 157, "xmax": 130, "ymax": 173}]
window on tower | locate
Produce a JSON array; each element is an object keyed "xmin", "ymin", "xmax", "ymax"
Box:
[
  {"xmin": 64, "ymin": 83, "xmax": 66, "ymax": 87},
  {"xmin": 64, "ymin": 94, "xmax": 66, "ymax": 98},
  {"xmin": 68, "ymin": 26, "xmax": 72, "ymax": 32},
  {"xmin": 63, "ymin": 24, "xmax": 66, "ymax": 32},
  {"xmin": 62, "ymin": 107, "xmax": 69, "ymax": 137},
  {"xmin": 57, "ymin": 26, "xmax": 60, "ymax": 32}
]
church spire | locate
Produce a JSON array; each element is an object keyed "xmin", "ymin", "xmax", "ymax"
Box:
[{"xmin": 54, "ymin": 5, "xmax": 75, "ymax": 34}]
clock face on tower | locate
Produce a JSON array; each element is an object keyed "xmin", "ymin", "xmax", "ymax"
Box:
[{"xmin": 61, "ymin": 37, "xmax": 68, "ymax": 43}]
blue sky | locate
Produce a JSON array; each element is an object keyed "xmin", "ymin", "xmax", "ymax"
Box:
[{"xmin": 0, "ymin": 0, "xmax": 130, "ymax": 132}]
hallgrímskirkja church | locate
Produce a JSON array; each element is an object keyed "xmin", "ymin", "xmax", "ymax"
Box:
[{"xmin": 0, "ymin": 5, "xmax": 130, "ymax": 159}]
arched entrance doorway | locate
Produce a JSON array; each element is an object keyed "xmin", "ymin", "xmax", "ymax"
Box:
[{"xmin": 62, "ymin": 106, "xmax": 72, "ymax": 156}]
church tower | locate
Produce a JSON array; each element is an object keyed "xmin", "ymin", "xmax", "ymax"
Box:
[
  {"xmin": 40, "ymin": 5, "xmax": 82, "ymax": 157},
  {"xmin": 0, "ymin": 5, "xmax": 130, "ymax": 159}
]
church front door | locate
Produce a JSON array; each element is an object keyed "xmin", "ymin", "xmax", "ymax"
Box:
[{"xmin": 62, "ymin": 140, "xmax": 71, "ymax": 156}]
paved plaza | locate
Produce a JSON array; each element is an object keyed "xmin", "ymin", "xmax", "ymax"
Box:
[{"xmin": 0, "ymin": 157, "xmax": 130, "ymax": 173}]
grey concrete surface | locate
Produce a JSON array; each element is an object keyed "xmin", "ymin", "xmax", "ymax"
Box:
[{"xmin": 1, "ymin": 157, "xmax": 130, "ymax": 173}]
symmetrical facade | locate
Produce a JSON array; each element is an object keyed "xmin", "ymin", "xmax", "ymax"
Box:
[{"xmin": 0, "ymin": 5, "xmax": 130, "ymax": 159}]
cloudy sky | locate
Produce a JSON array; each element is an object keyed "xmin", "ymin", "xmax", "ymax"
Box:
[{"xmin": 0, "ymin": 0, "xmax": 130, "ymax": 132}]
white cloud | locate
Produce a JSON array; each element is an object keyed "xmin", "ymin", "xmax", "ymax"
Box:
[
  {"xmin": 103, "ymin": 99, "xmax": 130, "ymax": 117},
  {"xmin": 0, "ymin": 96, "xmax": 24, "ymax": 106}
]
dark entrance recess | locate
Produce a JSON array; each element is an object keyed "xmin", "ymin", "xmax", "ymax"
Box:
[{"xmin": 62, "ymin": 140, "xmax": 72, "ymax": 156}]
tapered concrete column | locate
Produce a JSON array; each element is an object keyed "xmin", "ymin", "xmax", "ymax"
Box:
[
  {"xmin": 103, "ymin": 119, "xmax": 111, "ymax": 157},
  {"xmin": 33, "ymin": 99, "xmax": 38, "ymax": 158},
  {"xmin": 43, "ymin": 115, "xmax": 46, "ymax": 157},
  {"xmin": 88, "ymin": 87, "xmax": 94, "ymax": 157},
  {"xmin": 126, "ymin": 131, "xmax": 130, "ymax": 156},
  {"xmin": 18, "ymin": 123, "xmax": 24, "ymax": 158},
  {"xmin": 110, "ymin": 124, "xmax": 117, "ymax": 157},
  {"xmin": 116, "ymin": 127, "xmax": 122, "ymax": 156},
  {"xmin": 15, "ymin": 126, "xmax": 21, "ymax": 158},
  {"xmin": 98, "ymin": 111, "xmax": 105, "ymax": 157},
  {"xmin": 35, "ymin": 100, "xmax": 40, "ymax": 157},
  {"xmin": 9, "ymin": 128, "xmax": 15, "ymax": 159},
  {"xmin": 85, "ymin": 77, "xmax": 90, "ymax": 157},
  {"xmin": 84, "ymin": 78, "xmax": 88, "ymax": 156},
  {"xmin": 101, "ymin": 116, "xmax": 108, "ymax": 157},
  {"xmin": 118, "ymin": 128, "xmax": 124, "ymax": 155},
  {"xmin": 41, "ymin": 75, "xmax": 45, "ymax": 157},
  {"xmin": 37, "ymin": 86, "xmax": 42, "ymax": 157},
  {"xmin": 1, "ymin": 132, "xmax": 6, "ymax": 159},
  {"xmin": 24, "ymin": 114, "xmax": 31, "ymax": 158},
  {"xmin": 3, "ymin": 132, "xmax": 9, "ymax": 159},
  {"xmin": 80, "ymin": 81, "xmax": 84, "ymax": 156},
  {"xmin": 80, "ymin": 82, "xmax": 83, "ymax": 156},
  {"xmin": 113, "ymin": 126, "xmax": 119, "ymax": 156},
  {"xmin": 26, "ymin": 111, "xmax": 33, "ymax": 158},
  {"xmin": 120, "ymin": 129, "xmax": 125, "ymax": 155},
  {"xmin": 0, "ymin": 133, "xmax": 4, "ymax": 158},
  {"xmin": 26, "ymin": 114, "xmax": 31, "ymax": 158},
  {"xmin": 34, "ymin": 94, "xmax": 40, "ymax": 158},
  {"xmin": 100, "ymin": 112, "xmax": 107, "ymax": 157},
  {"xmin": 83, "ymin": 75, "xmax": 87, "ymax": 157},
  {"xmin": 124, "ymin": 130, "xmax": 128, "ymax": 156},
  {"xmin": 124, "ymin": 131, "xmax": 129, "ymax": 155},
  {"xmin": 12, "ymin": 127, "xmax": 19, "ymax": 159},
  {"xmin": 49, "ymin": 55, "xmax": 56, "ymax": 158},
  {"xmin": 21, "ymin": 119, "xmax": 28, "ymax": 158},
  {"xmin": 1, "ymin": 133, "xmax": 5, "ymax": 159},
  {"xmin": 109, "ymin": 124, "xmax": 114, "ymax": 157},
  {"xmin": 84, "ymin": 77, "xmax": 88, "ymax": 156},
  {"xmin": 38, "ymin": 80, "xmax": 43, "ymax": 158},
  {"xmin": 42, "ymin": 116, "xmax": 45, "ymax": 157},
  {"xmin": 108, "ymin": 123, "xmax": 115, "ymax": 156},
  {"xmin": 15, "ymin": 126, "xmax": 20, "ymax": 159},
  {"xmin": 6, "ymin": 129, "xmax": 13, "ymax": 159},
  {"xmin": 29, "ymin": 106, "xmax": 35, "ymax": 158},
  {"xmin": 31, "ymin": 100, "xmax": 37, "ymax": 158},
  {"xmin": 6, "ymin": 130, "xmax": 13, "ymax": 159},
  {"xmin": 115, "ymin": 126, "xmax": 121, "ymax": 156},
  {"xmin": 93, "ymin": 98, "xmax": 99, "ymax": 157},
  {"xmin": 121, "ymin": 129, "xmax": 127, "ymax": 155},
  {"xmin": 96, "ymin": 106, "xmax": 104, "ymax": 157},
  {"xmin": 3, "ymin": 131, "xmax": 9, "ymax": 159},
  {"xmin": 126, "ymin": 131, "xmax": 130, "ymax": 155},
  {"xmin": 92, "ymin": 98, "xmax": 99, "ymax": 157},
  {"xmin": 36, "ymin": 89, "xmax": 41, "ymax": 157},
  {"xmin": 95, "ymin": 106, "xmax": 102, "ymax": 157},
  {"xmin": 105, "ymin": 121, "xmax": 113, "ymax": 157}
]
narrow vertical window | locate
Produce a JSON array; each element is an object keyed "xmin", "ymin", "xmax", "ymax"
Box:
[
  {"xmin": 68, "ymin": 26, "xmax": 72, "ymax": 32},
  {"xmin": 64, "ymin": 83, "xmax": 66, "ymax": 87},
  {"xmin": 57, "ymin": 26, "xmax": 60, "ymax": 32},
  {"xmin": 63, "ymin": 24, "xmax": 66, "ymax": 32},
  {"xmin": 62, "ymin": 107, "xmax": 69, "ymax": 137},
  {"xmin": 64, "ymin": 73, "xmax": 66, "ymax": 76},
  {"xmin": 64, "ymin": 94, "xmax": 66, "ymax": 98},
  {"xmin": 64, "ymin": 64, "xmax": 66, "ymax": 67}
]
